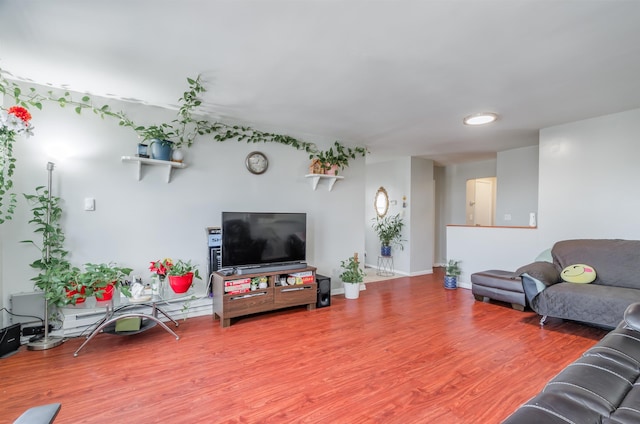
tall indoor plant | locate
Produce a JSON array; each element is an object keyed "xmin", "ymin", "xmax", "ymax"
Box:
[
  {"xmin": 22, "ymin": 184, "xmax": 74, "ymax": 307},
  {"xmin": 372, "ymin": 213, "xmax": 405, "ymax": 256},
  {"xmin": 339, "ymin": 253, "xmax": 366, "ymax": 299}
]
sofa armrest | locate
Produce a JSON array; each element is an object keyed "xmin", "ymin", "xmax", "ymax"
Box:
[
  {"xmin": 514, "ymin": 261, "xmax": 560, "ymax": 286},
  {"xmin": 624, "ymin": 303, "xmax": 640, "ymax": 331}
]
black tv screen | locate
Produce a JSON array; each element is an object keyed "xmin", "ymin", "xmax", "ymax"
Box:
[{"xmin": 221, "ymin": 212, "xmax": 307, "ymax": 269}]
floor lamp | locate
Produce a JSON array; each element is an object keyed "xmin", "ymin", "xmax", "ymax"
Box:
[{"xmin": 27, "ymin": 162, "xmax": 64, "ymax": 350}]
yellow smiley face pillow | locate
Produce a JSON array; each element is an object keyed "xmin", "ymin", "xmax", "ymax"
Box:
[{"xmin": 561, "ymin": 264, "xmax": 597, "ymax": 284}]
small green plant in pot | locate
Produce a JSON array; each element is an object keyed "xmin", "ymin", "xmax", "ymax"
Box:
[
  {"xmin": 78, "ymin": 263, "xmax": 133, "ymax": 301},
  {"xmin": 165, "ymin": 259, "xmax": 202, "ymax": 294},
  {"xmin": 310, "ymin": 141, "xmax": 367, "ymax": 175},
  {"xmin": 339, "ymin": 253, "xmax": 366, "ymax": 299},
  {"xmin": 372, "ymin": 213, "xmax": 405, "ymax": 257},
  {"xmin": 444, "ymin": 260, "xmax": 462, "ymax": 289}
]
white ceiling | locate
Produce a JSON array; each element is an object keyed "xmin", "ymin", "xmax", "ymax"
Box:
[{"xmin": 2, "ymin": 0, "xmax": 640, "ymax": 165}]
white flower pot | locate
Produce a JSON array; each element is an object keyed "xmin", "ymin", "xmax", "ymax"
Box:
[{"xmin": 343, "ymin": 282, "xmax": 360, "ymax": 299}]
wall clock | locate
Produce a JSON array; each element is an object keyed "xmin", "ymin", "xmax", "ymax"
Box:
[{"xmin": 245, "ymin": 151, "xmax": 268, "ymax": 174}]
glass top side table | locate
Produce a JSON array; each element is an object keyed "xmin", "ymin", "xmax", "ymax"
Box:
[{"xmin": 73, "ymin": 293, "xmax": 185, "ymax": 357}]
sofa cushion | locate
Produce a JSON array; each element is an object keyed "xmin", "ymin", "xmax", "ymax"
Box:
[
  {"xmin": 532, "ymin": 283, "xmax": 640, "ymax": 329},
  {"xmin": 561, "ymin": 264, "xmax": 597, "ymax": 283}
]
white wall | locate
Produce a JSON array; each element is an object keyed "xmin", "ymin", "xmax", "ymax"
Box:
[
  {"xmin": 409, "ymin": 157, "xmax": 434, "ymax": 275},
  {"xmin": 537, "ymin": 108, "xmax": 640, "ymax": 244},
  {"xmin": 495, "ymin": 145, "xmax": 539, "ymax": 227},
  {"xmin": 444, "ymin": 159, "xmax": 496, "ymax": 225},
  {"xmin": 365, "ymin": 158, "xmax": 410, "ymax": 272},
  {"xmin": 365, "ymin": 157, "xmax": 435, "ymax": 276},
  {"xmin": 447, "ymin": 107, "xmax": 640, "ymax": 284},
  {"xmin": 1, "ymin": 83, "xmax": 366, "ymax": 321},
  {"xmin": 446, "ymin": 226, "xmax": 541, "ymax": 288},
  {"xmin": 434, "ymin": 166, "xmax": 446, "ymax": 266}
]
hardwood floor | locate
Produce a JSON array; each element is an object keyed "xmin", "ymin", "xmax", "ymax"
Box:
[{"xmin": 1, "ymin": 269, "xmax": 608, "ymax": 423}]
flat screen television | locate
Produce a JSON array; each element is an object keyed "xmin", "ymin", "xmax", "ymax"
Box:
[{"xmin": 221, "ymin": 212, "xmax": 307, "ymax": 271}]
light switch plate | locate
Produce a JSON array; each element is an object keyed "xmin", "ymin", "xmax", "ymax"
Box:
[{"xmin": 84, "ymin": 197, "xmax": 95, "ymax": 211}]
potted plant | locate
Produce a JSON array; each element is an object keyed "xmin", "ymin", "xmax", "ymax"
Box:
[
  {"xmin": 22, "ymin": 186, "xmax": 78, "ymax": 306},
  {"xmin": 310, "ymin": 141, "xmax": 367, "ymax": 175},
  {"xmin": 151, "ymin": 258, "xmax": 202, "ymax": 294},
  {"xmin": 339, "ymin": 253, "xmax": 366, "ymax": 299},
  {"xmin": 116, "ymin": 76, "xmax": 208, "ymax": 157},
  {"xmin": 444, "ymin": 259, "xmax": 462, "ymax": 289},
  {"xmin": 79, "ymin": 263, "xmax": 133, "ymax": 301},
  {"xmin": 372, "ymin": 213, "xmax": 405, "ymax": 257}
]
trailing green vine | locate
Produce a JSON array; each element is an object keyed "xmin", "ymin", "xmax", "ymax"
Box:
[
  {"xmin": 1, "ymin": 68, "xmax": 366, "ymax": 157},
  {"xmin": 0, "ymin": 68, "xmax": 367, "ymax": 221},
  {"xmin": 0, "ymin": 105, "xmax": 34, "ymax": 223}
]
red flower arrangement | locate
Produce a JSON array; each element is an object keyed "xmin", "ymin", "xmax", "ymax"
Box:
[
  {"xmin": 8, "ymin": 106, "xmax": 32, "ymax": 123},
  {"xmin": 1, "ymin": 105, "xmax": 35, "ymax": 224},
  {"xmin": 149, "ymin": 258, "xmax": 173, "ymax": 280}
]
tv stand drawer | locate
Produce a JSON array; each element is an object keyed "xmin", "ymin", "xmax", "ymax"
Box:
[
  {"xmin": 274, "ymin": 284, "xmax": 317, "ymax": 307},
  {"xmin": 223, "ymin": 290, "xmax": 274, "ymax": 317}
]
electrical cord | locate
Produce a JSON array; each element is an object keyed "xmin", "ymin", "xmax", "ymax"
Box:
[{"xmin": 0, "ymin": 307, "xmax": 44, "ymax": 325}]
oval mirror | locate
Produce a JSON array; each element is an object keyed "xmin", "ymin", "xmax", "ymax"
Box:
[{"xmin": 374, "ymin": 186, "xmax": 389, "ymax": 218}]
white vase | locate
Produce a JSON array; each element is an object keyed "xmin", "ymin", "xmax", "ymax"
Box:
[
  {"xmin": 343, "ymin": 282, "xmax": 360, "ymax": 299},
  {"xmin": 172, "ymin": 148, "xmax": 184, "ymax": 163}
]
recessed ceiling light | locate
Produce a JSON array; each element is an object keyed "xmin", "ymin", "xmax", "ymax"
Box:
[{"xmin": 463, "ymin": 112, "xmax": 499, "ymax": 126}]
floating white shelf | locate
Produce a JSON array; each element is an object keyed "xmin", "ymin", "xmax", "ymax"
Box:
[
  {"xmin": 121, "ymin": 156, "xmax": 187, "ymax": 183},
  {"xmin": 305, "ymin": 174, "xmax": 344, "ymax": 191}
]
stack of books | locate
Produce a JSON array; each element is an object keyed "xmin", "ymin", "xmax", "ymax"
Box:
[{"xmin": 224, "ymin": 278, "xmax": 251, "ymax": 294}]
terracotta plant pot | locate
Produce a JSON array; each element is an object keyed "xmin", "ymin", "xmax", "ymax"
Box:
[
  {"xmin": 324, "ymin": 163, "xmax": 339, "ymax": 175},
  {"xmin": 94, "ymin": 283, "xmax": 115, "ymax": 301},
  {"xmin": 168, "ymin": 272, "xmax": 194, "ymax": 294}
]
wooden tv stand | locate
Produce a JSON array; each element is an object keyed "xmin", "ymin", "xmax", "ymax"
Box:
[{"xmin": 212, "ymin": 266, "xmax": 317, "ymax": 327}]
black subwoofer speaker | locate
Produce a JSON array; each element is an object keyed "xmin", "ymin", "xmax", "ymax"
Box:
[{"xmin": 316, "ymin": 274, "xmax": 331, "ymax": 308}]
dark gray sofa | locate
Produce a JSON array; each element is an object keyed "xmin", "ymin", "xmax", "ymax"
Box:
[
  {"xmin": 516, "ymin": 239, "xmax": 640, "ymax": 328},
  {"xmin": 502, "ymin": 303, "xmax": 640, "ymax": 423}
]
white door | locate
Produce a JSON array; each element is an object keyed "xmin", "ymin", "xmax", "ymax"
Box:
[{"xmin": 474, "ymin": 179, "xmax": 494, "ymax": 226}]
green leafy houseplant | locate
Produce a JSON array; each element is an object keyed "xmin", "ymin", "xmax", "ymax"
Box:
[
  {"xmin": 0, "ymin": 105, "xmax": 34, "ymax": 223},
  {"xmin": 0, "ymin": 67, "xmax": 366, "ymax": 169},
  {"xmin": 166, "ymin": 259, "xmax": 202, "ymax": 280},
  {"xmin": 310, "ymin": 141, "xmax": 368, "ymax": 175},
  {"xmin": 116, "ymin": 76, "xmax": 210, "ymax": 148},
  {"xmin": 372, "ymin": 213, "xmax": 405, "ymax": 250},
  {"xmin": 78, "ymin": 263, "xmax": 133, "ymax": 300},
  {"xmin": 339, "ymin": 255, "xmax": 366, "ymax": 284},
  {"xmin": 445, "ymin": 260, "xmax": 462, "ymax": 277},
  {"xmin": 21, "ymin": 186, "xmax": 75, "ymax": 307}
]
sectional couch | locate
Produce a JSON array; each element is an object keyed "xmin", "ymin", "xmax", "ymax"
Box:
[
  {"xmin": 516, "ymin": 239, "xmax": 640, "ymax": 328},
  {"xmin": 502, "ymin": 302, "xmax": 640, "ymax": 423}
]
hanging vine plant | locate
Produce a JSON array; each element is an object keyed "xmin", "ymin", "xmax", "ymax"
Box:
[
  {"xmin": 0, "ymin": 68, "xmax": 367, "ymax": 222},
  {"xmin": 1, "ymin": 68, "xmax": 366, "ymax": 157},
  {"xmin": 0, "ymin": 105, "xmax": 34, "ymax": 223}
]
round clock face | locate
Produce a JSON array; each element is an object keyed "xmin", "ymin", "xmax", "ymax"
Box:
[{"xmin": 245, "ymin": 151, "xmax": 268, "ymax": 174}]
